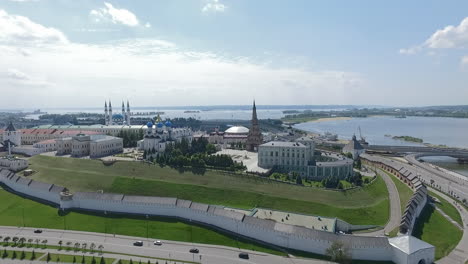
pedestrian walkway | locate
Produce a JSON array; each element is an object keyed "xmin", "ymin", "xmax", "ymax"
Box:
[{"xmin": 431, "ymin": 188, "xmax": 468, "ymax": 264}]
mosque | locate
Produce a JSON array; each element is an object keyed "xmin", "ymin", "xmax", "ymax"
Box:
[
  {"xmin": 104, "ymin": 100, "xmax": 131, "ymax": 126},
  {"xmin": 137, "ymin": 115, "xmax": 193, "ymax": 157}
]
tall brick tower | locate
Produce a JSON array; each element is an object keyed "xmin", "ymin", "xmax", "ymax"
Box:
[{"xmin": 246, "ymin": 100, "xmax": 263, "ymax": 151}]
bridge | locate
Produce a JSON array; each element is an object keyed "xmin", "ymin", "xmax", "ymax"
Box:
[{"xmin": 365, "ymin": 145, "xmax": 468, "ymax": 161}]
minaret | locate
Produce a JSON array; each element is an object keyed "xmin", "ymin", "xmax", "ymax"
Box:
[
  {"xmin": 109, "ymin": 100, "xmax": 113, "ymax": 125},
  {"xmin": 246, "ymin": 100, "xmax": 263, "ymax": 151},
  {"xmin": 126, "ymin": 100, "xmax": 131, "ymax": 126},
  {"xmin": 104, "ymin": 101, "xmax": 108, "ymax": 126}
]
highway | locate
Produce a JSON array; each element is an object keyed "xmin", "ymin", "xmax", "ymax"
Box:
[
  {"xmin": 0, "ymin": 226, "xmax": 333, "ymax": 264},
  {"xmin": 405, "ymin": 154, "xmax": 468, "ymax": 203}
]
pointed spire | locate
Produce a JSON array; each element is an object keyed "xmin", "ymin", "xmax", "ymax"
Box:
[{"xmin": 251, "ymin": 100, "xmax": 258, "ymax": 121}]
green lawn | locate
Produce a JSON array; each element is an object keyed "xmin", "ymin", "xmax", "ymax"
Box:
[
  {"xmin": 27, "ymin": 155, "xmax": 390, "ymax": 225},
  {"xmin": 413, "ymin": 205, "xmax": 463, "ymax": 260},
  {"xmin": 0, "ymin": 249, "xmax": 44, "ymax": 260},
  {"xmin": 29, "ymin": 156, "xmax": 388, "ymax": 208},
  {"xmin": 0, "ymin": 189, "xmax": 284, "ymax": 256},
  {"xmin": 109, "ymin": 177, "xmax": 389, "ymax": 225},
  {"xmin": 45, "ymin": 253, "xmax": 114, "ymax": 264},
  {"xmin": 429, "ymin": 191, "xmax": 463, "ymax": 226},
  {"xmin": 384, "ymin": 171, "xmax": 414, "ymax": 213}
]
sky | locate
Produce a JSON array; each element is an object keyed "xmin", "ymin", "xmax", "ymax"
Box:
[{"xmin": 1, "ymin": 0, "xmax": 468, "ymax": 109}]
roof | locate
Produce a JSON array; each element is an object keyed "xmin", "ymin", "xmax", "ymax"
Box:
[
  {"xmin": 122, "ymin": 195, "xmax": 177, "ymax": 205},
  {"xmin": 5, "ymin": 122, "xmax": 16, "ymax": 132},
  {"xmin": 225, "ymin": 126, "xmax": 249, "ymax": 134},
  {"xmin": 389, "ymin": 235, "xmax": 434, "ymax": 254},
  {"xmin": 74, "ymin": 192, "xmax": 124, "ymax": 201},
  {"xmin": 295, "ymin": 137, "xmax": 314, "ymax": 142},
  {"xmin": 260, "ymin": 141, "xmax": 307, "ymax": 148},
  {"xmin": 344, "ymin": 136, "xmax": 364, "ymax": 151}
]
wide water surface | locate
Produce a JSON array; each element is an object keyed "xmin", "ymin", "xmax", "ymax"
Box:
[{"xmin": 295, "ymin": 116, "xmax": 468, "ymax": 148}]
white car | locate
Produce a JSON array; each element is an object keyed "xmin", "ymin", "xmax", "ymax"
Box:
[{"xmin": 154, "ymin": 240, "xmax": 162, "ymax": 246}]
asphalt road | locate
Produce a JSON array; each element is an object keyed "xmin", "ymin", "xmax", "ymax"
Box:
[
  {"xmin": 0, "ymin": 226, "xmax": 333, "ymax": 264},
  {"xmin": 357, "ymin": 168, "xmax": 401, "ymax": 237}
]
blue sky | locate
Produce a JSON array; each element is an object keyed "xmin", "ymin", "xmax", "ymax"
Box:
[{"xmin": 1, "ymin": 0, "xmax": 468, "ymax": 108}]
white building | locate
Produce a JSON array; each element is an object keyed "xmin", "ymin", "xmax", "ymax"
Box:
[
  {"xmin": 0, "ymin": 156, "xmax": 28, "ymax": 171},
  {"xmin": 138, "ymin": 116, "xmax": 193, "ymax": 157},
  {"xmin": 104, "ymin": 100, "xmax": 131, "ymax": 126},
  {"xmin": 343, "ymin": 135, "xmax": 365, "ymax": 160},
  {"xmin": 56, "ymin": 134, "xmax": 123, "ymax": 158},
  {"xmin": 258, "ymin": 141, "xmax": 353, "ymax": 179},
  {"xmin": 2, "ymin": 122, "xmax": 21, "ymax": 146}
]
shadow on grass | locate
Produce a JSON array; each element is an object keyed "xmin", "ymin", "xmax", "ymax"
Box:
[{"xmin": 411, "ymin": 204, "xmax": 435, "ymax": 238}]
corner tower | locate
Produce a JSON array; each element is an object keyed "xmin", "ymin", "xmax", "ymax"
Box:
[{"xmin": 246, "ymin": 100, "xmax": 263, "ymax": 151}]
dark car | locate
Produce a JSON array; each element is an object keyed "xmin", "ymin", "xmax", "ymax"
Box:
[
  {"xmin": 34, "ymin": 229, "xmax": 42, "ymax": 234},
  {"xmin": 133, "ymin": 241, "xmax": 143, "ymax": 246},
  {"xmin": 239, "ymin": 252, "xmax": 249, "ymax": 259},
  {"xmin": 189, "ymin": 248, "xmax": 199, "ymax": 254}
]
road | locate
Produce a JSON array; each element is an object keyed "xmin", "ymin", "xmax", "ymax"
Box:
[
  {"xmin": 405, "ymin": 154, "xmax": 468, "ymax": 203},
  {"xmin": 357, "ymin": 168, "xmax": 401, "ymax": 236},
  {"xmin": 0, "ymin": 226, "xmax": 333, "ymax": 264},
  {"xmin": 431, "ymin": 188, "xmax": 468, "ymax": 264}
]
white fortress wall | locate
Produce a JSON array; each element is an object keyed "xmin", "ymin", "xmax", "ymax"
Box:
[{"xmin": 0, "ymin": 168, "xmax": 431, "ymax": 263}]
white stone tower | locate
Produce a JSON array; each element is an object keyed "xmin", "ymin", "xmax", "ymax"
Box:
[
  {"xmin": 108, "ymin": 100, "xmax": 113, "ymax": 125},
  {"xmin": 104, "ymin": 101, "xmax": 109, "ymax": 126},
  {"xmin": 3, "ymin": 122, "xmax": 21, "ymax": 146},
  {"xmin": 126, "ymin": 100, "xmax": 131, "ymax": 125}
]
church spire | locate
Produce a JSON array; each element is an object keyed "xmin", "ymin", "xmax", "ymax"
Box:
[{"xmin": 246, "ymin": 100, "xmax": 262, "ymax": 151}]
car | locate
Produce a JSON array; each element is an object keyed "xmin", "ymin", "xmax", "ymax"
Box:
[
  {"xmin": 133, "ymin": 241, "xmax": 143, "ymax": 246},
  {"xmin": 153, "ymin": 240, "xmax": 162, "ymax": 246},
  {"xmin": 239, "ymin": 252, "xmax": 249, "ymax": 259},
  {"xmin": 34, "ymin": 229, "xmax": 42, "ymax": 234},
  {"xmin": 189, "ymin": 248, "xmax": 199, "ymax": 254}
]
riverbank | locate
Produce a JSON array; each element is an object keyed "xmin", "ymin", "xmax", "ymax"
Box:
[{"xmin": 283, "ymin": 116, "xmax": 352, "ymax": 124}]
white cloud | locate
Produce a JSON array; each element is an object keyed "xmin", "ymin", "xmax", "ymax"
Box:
[
  {"xmin": 0, "ymin": 9, "xmax": 365, "ymax": 108},
  {"xmin": 0, "ymin": 9, "xmax": 68, "ymax": 45},
  {"xmin": 425, "ymin": 17, "xmax": 468, "ymax": 49},
  {"xmin": 144, "ymin": 22, "xmax": 151, "ymax": 28},
  {"xmin": 90, "ymin": 2, "xmax": 139, "ymax": 27},
  {"xmin": 401, "ymin": 17, "xmax": 468, "ymax": 54},
  {"xmin": 202, "ymin": 0, "xmax": 227, "ymax": 13}
]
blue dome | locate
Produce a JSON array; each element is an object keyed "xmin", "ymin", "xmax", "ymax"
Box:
[
  {"xmin": 112, "ymin": 113, "xmax": 124, "ymax": 119},
  {"xmin": 157, "ymin": 122, "xmax": 164, "ymax": 128},
  {"xmin": 165, "ymin": 121, "xmax": 172, "ymax": 127},
  {"xmin": 146, "ymin": 122, "xmax": 153, "ymax": 128}
]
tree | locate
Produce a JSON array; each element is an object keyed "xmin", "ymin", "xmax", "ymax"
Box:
[
  {"xmin": 34, "ymin": 239, "xmax": 40, "ymax": 248},
  {"xmin": 98, "ymin": 245, "xmax": 104, "ymax": 254},
  {"xmin": 74, "ymin": 243, "xmax": 80, "ymax": 252},
  {"xmin": 46, "ymin": 252, "xmax": 51, "ymax": 262},
  {"xmin": 31, "ymin": 250, "xmax": 36, "ymax": 260},
  {"xmin": 90, "ymin": 243, "xmax": 96, "ymax": 253},
  {"xmin": 19, "ymin": 237, "xmax": 26, "ymax": 247},
  {"xmin": 1, "ymin": 249, "xmax": 7, "ymax": 258},
  {"xmin": 91, "ymin": 256, "xmax": 96, "ymax": 264},
  {"xmin": 27, "ymin": 239, "xmax": 33, "ymax": 248},
  {"xmin": 296, "ymin": 175, "xmax": 303, "ymax": 185},
  {"xmin": 58, "ymin": 240, "xmax": 63, "ymax": 250},
  {"xmin": 82, "ymin": 243, "xmax": 87, "ymax": 252},
  {"xmin": 206, "ymin": 144, "xmax": 216, "ymax": 154},
  {"xmin": 73, "ymin": 256, "xmax": 76, "ymax": 263},
  {"xmin": 325, "ymin": 241, "xmax": 351, "ymax": 264},
  {"xmin": 12, "ymin": 251, "xmax": 17, "ymax": 259},
  {"xmin": 12, "ymin": 237, "xmax": 19, "ymax": 246},
  {"xmin": 41, "ymin": 239, "xmax": 48, "ymax": 249},
  {"xmin": 66, "ymin": 241, "xmax": 72, "ymax": 250},
  {"xmin": 81, "ymin": 255, "xmax": 85, "ymax": 264},
  {"xmin": 3, "ymin": 236, "xmax": 10, "ymax": 246},
  {"xmin": 20, "ymin": 250, "xmax": 25, "ymax": 260}
]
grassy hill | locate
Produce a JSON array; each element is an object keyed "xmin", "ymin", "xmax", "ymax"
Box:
[{"xmin": 28, "ymin": 155, "xmax": 389, "ymax": 225}]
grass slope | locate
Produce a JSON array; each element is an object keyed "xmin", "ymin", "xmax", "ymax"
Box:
[
  {"xmin": 0, "ymin": 189, "xmax": 284, "ymax": 256},
  {"xmin": 109, "ymin": 177, "xmax": 389, "ymax": 225},
  {"xmin": 384, "ymin": 171, "xmax": 413, "ymax": 213},
  {"xmin": 29, "ymin": 155, "xmax": 388, "ymax": 208},
  {"xmin": 413, "ymin": 205, "xmax": 463, "ymax": 260},
  {"xmin": 429, "ymin": 191, "xmax": 463, "ymax": 226}
]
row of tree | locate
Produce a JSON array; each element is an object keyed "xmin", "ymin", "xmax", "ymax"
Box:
[{"xmin": 116, "ymin": 129, "xmax": 144, "ymax": 148}]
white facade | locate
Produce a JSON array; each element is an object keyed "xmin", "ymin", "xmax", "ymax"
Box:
[
  {"xmin": 0, "ymin": 157, "xmax": 28, "ymax": 171},
  {"xmin": 2, "ymin": 122, "xmax": 22, "ymax": 146},
  {"xmin": 258, "ymin": 141, "xmax": 353, "ymax": 179},
  {"xmin": 0, "ymin": 168, "xmax": 435, "ymax": 264},
  {"xmin": 138, "ymin": 120, "xmax": 193, "ymax": 157},
  {"xmin": 56, "ymin": 134, "xmax": 123, "ymax": 158}
]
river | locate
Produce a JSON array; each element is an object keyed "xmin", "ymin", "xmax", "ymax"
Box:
[{"xmin": 294, "ymin": 116, "xmax": 468, "ymax": 177}]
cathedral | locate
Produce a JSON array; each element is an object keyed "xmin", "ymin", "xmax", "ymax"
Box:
[
  {"xmin": 104, "ymin": 100, "xmax": 131, "ymax": 126},
  {"xmin": 137, "ymin": 115, "xmax": 193, "ymax": 157}
]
